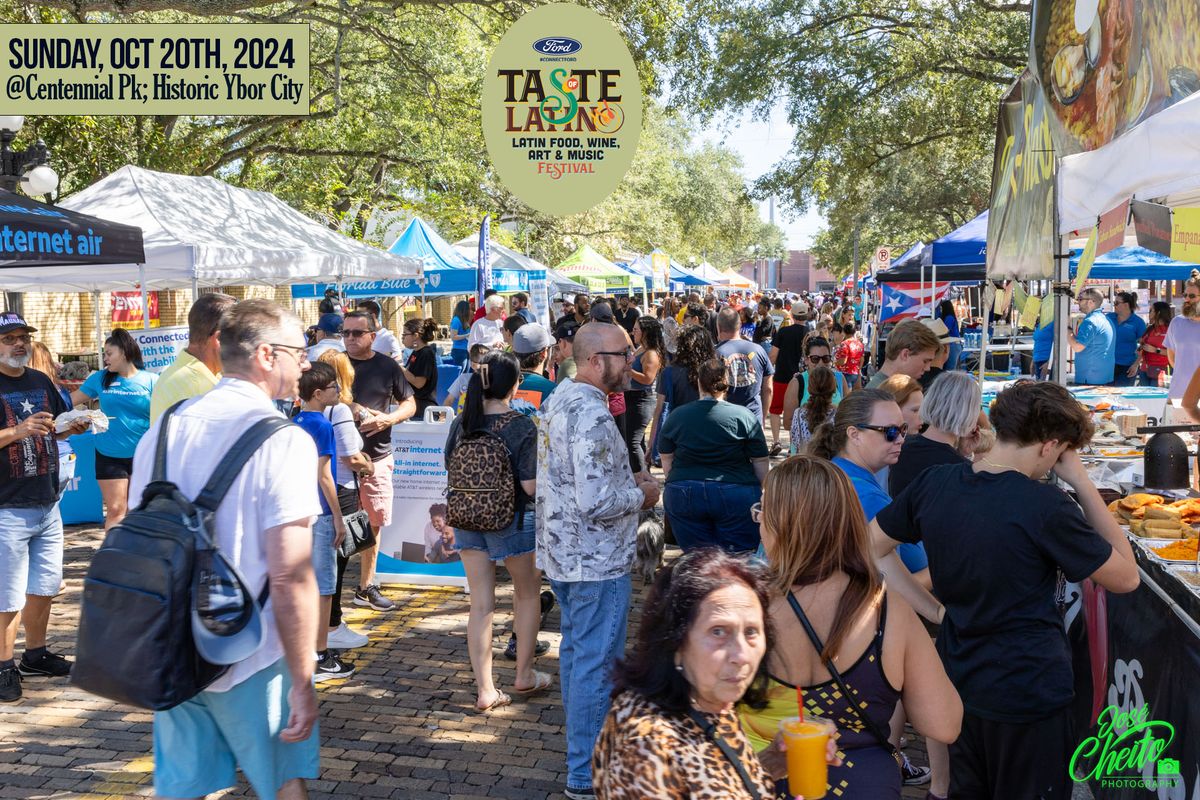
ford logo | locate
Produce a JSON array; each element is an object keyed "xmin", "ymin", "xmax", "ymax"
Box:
[{"xmin": 533, "ymin": 37, "xmax": 582, "ymax": 55}]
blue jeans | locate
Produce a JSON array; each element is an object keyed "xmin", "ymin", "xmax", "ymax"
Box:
[
  {"xmin": 663, "ymin": 480, "xmax": 762, "ymax": 553},
  {"xmin": 551, "ymin": 573, "xmax": 632, "ymax": 791},
  {"xmin": 947, "ymin": 341, "xmax": 963, "ymax": 371}
]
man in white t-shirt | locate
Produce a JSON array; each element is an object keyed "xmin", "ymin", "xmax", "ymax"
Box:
[
  {"xmin": 128, "ymin": 299, "xmax": 323, "ymax": 800},
  {"xmin": 468, "ymin": 294, "xmax": 506, "ymax": 348},
  {"xmin": 1167, "ymin": 282, "xmax": 1200, "ymax": 418},
  {"xmin": 358, "ymin": 299, "xmax": 402, "ymax": 359}
]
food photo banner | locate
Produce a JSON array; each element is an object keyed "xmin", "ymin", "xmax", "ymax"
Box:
[
  {"xmin": 987, "ymin": 0, "xmax": 1200, "ymax": 279},
  {"xmin": 0, "ymin": 24, "xmax": 309, "ymax": 114}
]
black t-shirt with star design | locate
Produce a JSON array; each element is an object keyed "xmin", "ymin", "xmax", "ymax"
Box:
[{"xmin": 0, "ymin": 368, "xmax": 67, "ymax": 507}]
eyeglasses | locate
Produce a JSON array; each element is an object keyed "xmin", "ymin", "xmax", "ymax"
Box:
[
  {"xmin": 594, "ymin": 348, "xmax": 635, "ymax": 361},
  {"xmin": 268, "ymin": 343, "xmax": 309, "ymax": 364},
  {"xmin": 323, "ymin": 382, "xmax": 339, "ymax": 392},
  {"xmin": 807, "ymin": 354, "xmax": 832, "ymax": 364},
  {"xmin": 1186, "ymin": 294, "xmax": 1200, "ymax": 300},
  {"xmin": 344, "ymin": 329, "xmax": 373, "ymax": 338},
  {"xmin": 750, "ymin": 502, "xmax": 763, "ymax": 523},
  {"xmin": 855, "ymin": 423, "xmax": 908, "ymax": 442},
  {"xmin": 0, "ymin": 333, "xmax": 31, "ymax": 345}
]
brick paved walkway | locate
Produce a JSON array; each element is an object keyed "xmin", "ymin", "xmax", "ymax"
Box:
[{"xmin": 0, "ymin": 524, "xmax": 936, "ymax": 799}]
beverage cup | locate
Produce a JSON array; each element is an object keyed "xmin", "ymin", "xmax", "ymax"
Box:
[{"xmin": 780, "ymin": 716, "xmax": 836, "ymax": 799}]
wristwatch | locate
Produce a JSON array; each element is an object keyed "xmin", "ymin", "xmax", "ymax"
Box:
[{"xmin": 356, "ymin": 409, "xmax": 370, "ymax": 423}]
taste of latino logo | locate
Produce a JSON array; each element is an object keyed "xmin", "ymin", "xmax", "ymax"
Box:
[
  {"xmin": 1070, "ymin": 704, "xmax": 1181, "ymax": 791},
  {"xmin": 481, "ymin": 3, "xmax": 643, "ymax": 216}
]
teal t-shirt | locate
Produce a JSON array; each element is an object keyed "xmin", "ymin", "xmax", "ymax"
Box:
[
  {"xmin": 658, "ymin": 398, "xmax": 769, "ymax": 485},
  {"xmin": 80, "ymin": 369, "xmax": 158, "ymax": 458},
  {"xmin": 513, "ymin": 371, "xmax": 558, "ymax": 417}
]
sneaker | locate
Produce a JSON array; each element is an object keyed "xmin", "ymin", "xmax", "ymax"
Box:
[
  {"xmin": 564, "ymin": 787, "xmax": 595, "ymax": 800},
  {"xmin": 901, "ymin": 754, "xmax": 932, "ymax": 786},
  {"xmin": 353, "ymin": 584, "xmax": 395, "ymax": 611},
  {"xmin": 0, "ymin": 666, "xmax": 20, "ymax": 702},
  {"xmin": 505, "ymin": 635, "xmax": 551, "ymax": 661},
  {"xmin": 314, "ymin": 652, "xmax": 356, "ymax": 682},
  {"xmin": 327, "ymin": 622, "xmax": 369, "ymax": 650},
  {"xmin": 19, "ymin": 650, "xmax": 72, "ymax": 678}
]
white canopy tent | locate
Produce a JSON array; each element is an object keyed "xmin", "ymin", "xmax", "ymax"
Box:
[
  {"xmin": 1058, "ymin": 92, "xmax": 1200, "ymax": 237},
  {"xmin": 0, "ymin": 165, "xmax": 421, "ymax": 293},
  {"xmin": 451, "ymin": 237, "xmax": 587, "ymax": 295},
  {"xmin": 691, "ymin": 261, "xmax": 732, "ymax": 284}
]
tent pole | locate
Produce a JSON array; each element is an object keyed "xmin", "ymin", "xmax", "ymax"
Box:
[
  {"xmin": 931, "ymin": 264, "xmax": 937, "ymax": 316},
  {"xmin": 920, "ymin": 263, "xmax": 925, "ymax": 312},
  {"xmin": 93, "ymin": 290, "xmax": 103, "ymax": 363},
  {"xmin": 139, "ymin": 264, "xmax": 150, "ymax": 330}
]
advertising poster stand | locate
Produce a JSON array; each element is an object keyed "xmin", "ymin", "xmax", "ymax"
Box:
[{"xmin": 375, "ymin": 407, "xmax": 468, "ymax": 590}]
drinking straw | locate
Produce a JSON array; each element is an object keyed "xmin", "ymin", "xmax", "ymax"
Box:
[{"xmin": 796, "ymin": 685, "xmax": 804, "ymax": 722}]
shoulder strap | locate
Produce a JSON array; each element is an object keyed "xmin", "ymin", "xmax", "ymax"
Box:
[
  {"xmin": 685, "ymin": 710, "xmax": 765, "ymax": 800},
  {"xmin": 152, "ymin": 399, "xmax": 189, "ymax": 482},
  {"xmin": 785, "ymin": 591, "xmax": 900, "ymax": 763},
  {"xmin": 193, "ymin": 416, "xmax": 295, "ymax": 513}
]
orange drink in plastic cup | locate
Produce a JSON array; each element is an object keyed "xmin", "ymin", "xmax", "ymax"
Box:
[{"xmin": 780, "ymin": 716, "xmax": 835, "ymax": 799}]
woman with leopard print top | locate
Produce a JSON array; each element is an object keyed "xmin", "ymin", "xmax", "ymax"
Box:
[{"xmin": 593, "ymin": 549, "xmax": 837, "ymax": 799}]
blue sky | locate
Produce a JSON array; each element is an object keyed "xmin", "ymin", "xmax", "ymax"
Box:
[{"xmin": 695, "ymin": 105, "xmax": 825, "ymax": 251}]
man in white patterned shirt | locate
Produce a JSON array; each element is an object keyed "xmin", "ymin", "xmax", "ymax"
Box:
[{"xmin": 536, "ymin": 322, "xmax": 660, "ymax": 800}]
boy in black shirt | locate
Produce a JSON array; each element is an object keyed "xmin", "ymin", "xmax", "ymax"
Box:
[{"xmin": 873, "ymin": 380, "xmax": 1138, "ymax": 799}]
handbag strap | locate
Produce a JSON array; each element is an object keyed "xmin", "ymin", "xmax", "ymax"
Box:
[
  {"xmin": 785, "ymin": 591, "xmax": 900, "ymax": 763},
  {"xmin": 686, "ymin": 709, "xmax": 764, "ymax": 800},
  {"xmin": 152, "ymin": 400, "xmax": 188, "ymax": 482}
]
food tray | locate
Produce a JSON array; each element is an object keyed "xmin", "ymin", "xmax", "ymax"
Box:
[
  {"xmin": 1165, "ymin": 564, "xmax": 1200, "ymax": 595},
  {"xmin": 1138, "ymin": 537, "xmax": 1200, "ymax": 563}
]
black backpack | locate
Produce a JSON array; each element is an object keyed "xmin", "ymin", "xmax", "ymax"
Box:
[{"xmin": 71, "ymin": 403, "xmax": 294, "ymax": 711}]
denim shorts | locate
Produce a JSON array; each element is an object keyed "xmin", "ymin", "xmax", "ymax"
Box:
[
  {"xmin": 454, "ymin": 509, "xmax": 536, "ymax": 562},
  {"xmin": 312, "ymin": 515, "xmax": 337, "ymax": 596},
  {"xmin": 153, "ymin": 658, "xmax": 319, "ymax": 798},
  {"xmin": 0, "ymin": 505, "xmax": 64, "ymax": 612}
]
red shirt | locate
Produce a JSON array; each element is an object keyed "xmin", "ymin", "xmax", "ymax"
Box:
[
  {"xmin": 1142, "ymin": 324, "xmax": 1169, "ymax": 368},
  {"xmin": 835, "ymin": 337, "xmax": 865, "ymax": 375}
]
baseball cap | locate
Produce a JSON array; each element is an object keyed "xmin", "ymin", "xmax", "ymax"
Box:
[
  {"xmin": 920, "ymin": 318, "xmax": 956, "ymax": 343},
  {"xmin": 590, "ymin": 303, "xmax": 615, "ymax": 323},
  {"xmin": 317, "ymin": 313, "xmax": 343, "ymax": 334},
  {"xmin": 555, "ymin": 319, "xmax": 580, "ymax": 341},
  {"xmin": 513, "ymin": 323, "xmax": 556, "ymax": 354},
  {"xmin": 0, "ymin": 312, "xmax": 36, "ymax": 335},
  {"xmin": 791, "ymin": 302, "xmax": 810, "ymax": 317},
  {"xmin": 191, "ymin": 547, "xmax": 265, "ymax": 665}
]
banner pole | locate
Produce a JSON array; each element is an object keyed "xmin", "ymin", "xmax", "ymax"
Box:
[
  {"xmin": 139, "ymin": 264, "xmax": 149, "ymax": 330},
  {"xmin": 93, "ymin": 289, "xmax": 102, "ymax": 364}
]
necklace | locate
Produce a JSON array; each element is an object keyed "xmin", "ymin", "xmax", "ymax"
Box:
[{"xmin": 977, "ymin": 457, "xmax": 1022, "ymax": 474}]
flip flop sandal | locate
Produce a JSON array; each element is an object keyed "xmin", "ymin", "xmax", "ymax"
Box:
[
  {"xmin": 514, "ymin": 670, "xmax": 554, "ymax": 696},
  {"xmin": 476, "ymin": 691, "xmax": 511, "ymax": 713}
]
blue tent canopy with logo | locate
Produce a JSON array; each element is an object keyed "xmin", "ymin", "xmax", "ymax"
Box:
[
  {"xmin": 875, "ymin": 214, "xmax": 990, "ymax": 283},
  {"xmin": 1068, "ymin": 245, "xmax": 1200, "ymax": 280},
  {"xmin": 291, "ymin": 216, "xmax": 525, "ymax": 299}
]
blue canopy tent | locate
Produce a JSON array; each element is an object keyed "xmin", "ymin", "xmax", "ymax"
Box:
[
  {"xmin": 671, "ymin": 263, "xmax": 711, "ymax": 286},
  {"xmin": 1068, "ymin": 245, "xmax": 1200, "ymax": 280},
  {"xmin": 874, "ymin": 214, "xmax": 989, "ymax": 283},
  {"xmin": 291, "ymin": 217, "xmax": 526, "ymax": 300},
  {"xmin": 888, "ymin": 241, "xmax": 926, "ymax": 272}
]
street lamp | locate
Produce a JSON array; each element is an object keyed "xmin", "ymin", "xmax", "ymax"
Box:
[{"xmin": 0, "ymin": 116, "xmax": 59, "ymax": 196}]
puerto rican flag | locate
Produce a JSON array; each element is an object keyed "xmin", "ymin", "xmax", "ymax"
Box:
[{"xmin": 879, "ymin": 282, "xmax": 951, "ymax": 324}]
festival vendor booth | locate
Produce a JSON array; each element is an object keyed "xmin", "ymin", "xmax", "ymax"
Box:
[
  {"xmin": 985, "ymin": 2, "xmax": 1200, "ymax": 793},
  {"xmin": 556, "ymin": 243, "xmax": 640, "ymax": 294},
  {"xmin": 670, "ymin": 262, "xmax": 711, "ymax": 288},
  {"xmin": 0, "ymin": 187, "xmax": 147, "ymax": 529},
  {"xmin": 3, "ymin": 165, "xmax": 422, "ymax": 527},
  {"xmin": 451, "ymin": 236, "xmax": 587, "ymax": 299}
]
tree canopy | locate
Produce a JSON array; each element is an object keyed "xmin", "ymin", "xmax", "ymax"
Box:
[
  {"xmin": 660, "ymin": 0, "xmax": 1030, "ymax": 275},
  {"xmin": 2, "ymin": 0, "xmax": 783, "ymax": 273}
]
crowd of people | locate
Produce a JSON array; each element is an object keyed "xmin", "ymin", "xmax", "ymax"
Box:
[{"xmin": 0, "ymin": 281, "xmax": 1146, "ymax": 800}]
